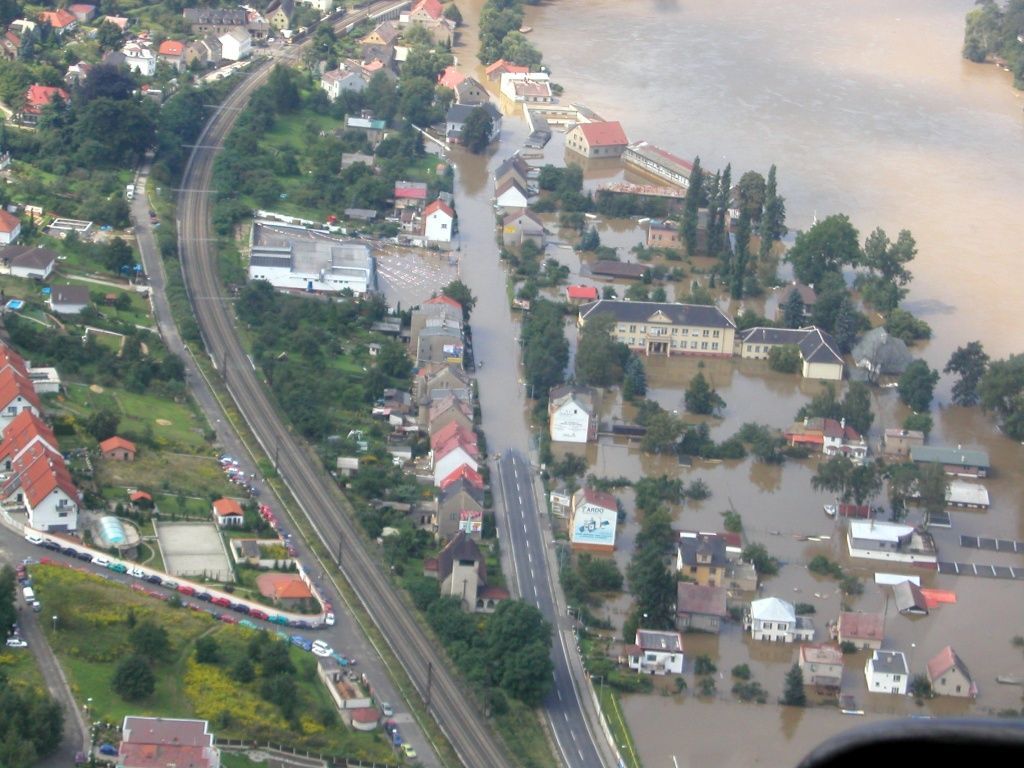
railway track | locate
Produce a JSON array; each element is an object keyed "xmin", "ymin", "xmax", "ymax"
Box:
[{"xmin": 176, "ymin": 5, "xmax": 515, "ymax": 767}]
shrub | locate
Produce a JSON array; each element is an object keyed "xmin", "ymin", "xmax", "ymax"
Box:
[
  {"xmin": 731, "ymin": 664, "xmax": 751, "ymax": 680},
  {"xmin": 694, "ymin": 655, "xmax": 717, "ymax": 675},
  {"xmin": 112, "ymin": 655, "xmax": 155, "ymax": 701}
]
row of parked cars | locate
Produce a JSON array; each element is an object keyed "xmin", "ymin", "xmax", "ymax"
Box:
[
  {"xmin": 219, "ymin": 455, "xmax": 261, "ymax": 498},
  {"xmin": 22, "ymin": 532, "xmax": 323, "ymax": 630}
]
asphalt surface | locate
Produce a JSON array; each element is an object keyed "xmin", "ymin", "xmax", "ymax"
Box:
[
  {"xmin": 172, "ymin": 3, "xmax": 515, "ymax": 767},
  {"xmin": 495, "ymin": 451, "xmax": 608, "ymax": 768}
]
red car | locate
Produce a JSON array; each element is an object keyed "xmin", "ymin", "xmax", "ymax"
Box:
[
  {"xmin": 218, "ymin": 614, "xmax": 237, "ymax": 624},
  {"xmin": 177, "ymin": 585, "xmax": 196, "ymax": 596},
  {"xmin": 211, "ymin": 596, "xmax": 231, "ymax": 607},
  {"xmin": 249, "ymin": 609, "xmax": 269, "ymax": 621}
]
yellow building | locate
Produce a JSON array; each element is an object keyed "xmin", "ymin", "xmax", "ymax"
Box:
[{"xmin": 578, "ymin": 300, "xmax": 735, "ymax": 357}]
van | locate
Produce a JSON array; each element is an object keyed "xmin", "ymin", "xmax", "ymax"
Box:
[
  {"xmin": 126, "ymin": 184, "xmax": 135, "ymax": 200},
  {"xmin": 22, "ymin": 586, "xmax": 35, "ymax": 602}
]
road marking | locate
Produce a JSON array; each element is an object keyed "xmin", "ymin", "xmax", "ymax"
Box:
[
  {"xmin": 571, "ymin": 731, "xmax": 579, "ymax": 743},
  {"xmin": 528, "ymin": 551, "xmax": 532, "ymax": 563},
  {"xmin": 530, "ymin": 567, "xmax": 535, "ymax": 580},
  {"xmin": 533, "ymin": 584, "xmax": 538, "ymax": 597},
  {"xmin": 557, "ymin": 689, "xmax": 563, "ymax": 701},
  {"xmin": 518, "ymin": 494, "xmax": 523, "ymax": 505},
  {"xmin": 563, "ymin": 712, "xmax": 569, "ymax": 722},
  {"xmin": 578, "ymin": 748, "xmax": 584, "ymax": 761}
]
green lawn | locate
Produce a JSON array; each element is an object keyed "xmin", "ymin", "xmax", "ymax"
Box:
[
  {"xmin": 0, "ymin": 646, "xmax": 47, "ymax": 694},
  {"xmin": 152, "ymin": 493, "xmax": 223, "ymax": 519}
]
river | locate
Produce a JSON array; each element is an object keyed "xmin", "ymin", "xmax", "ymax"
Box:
[{"xmin": 447, "ymin": 1, "xmax": 1024, "ymax": 766}]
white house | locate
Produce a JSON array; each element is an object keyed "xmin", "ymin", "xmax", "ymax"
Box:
[
  {"xmin": 122, "ymin": 42, "xmax": 156, "ymax": 76},
  {"xmin": 219, "ymin": 28, "xmax": 251, "ymax": 61},
  {"xmin": 548, "ymin": 385, "xmax": 596, "ymax": 443},
  {"xmin": 320, "ymin": 66, "xmax": 367, "ymax": 100},
  {"xmin": 6, "ymin": 246, "xmax": 56, "ymax": 280},
  {"xmin": 865, "ymin": 650, "xmax": 908, "ymax": 695},
  {"xmin": 748, "ymin": 597, "xmax": 814, "ymax": 643},
  {"xmin": 0, "ymin": 210, "xmax": 22, "ymax": 245},
  {"xmin": 626, "ymin": 629, "xmax": 684, "ymax": 675},
  {"xmin": 3, "ymin": 445, "xmax": 79, "ymax": 532},
  {"xmin": 569, "ymin": 487, "xmax": 617, "ymax": 552},
  {"xmin": 432, "ymin": 441, "xmax": 478, "ymax": 487},
  {"xmin": 847, "ymin": 520, "xmax": 938, "ymax": 565},
  {"xmin": 48, "ymin": 285, "xmax": 91, "ymax": 315},
  {"xmin": 423, "ymin": 199, "xmax": 454, "ymax": 243},
  {"xmin": 494, "ymin": 178, "xmax": 529, "ymax": 209},
  {"xmin": 212, "ymin": 498, "xmax": 244, "ymax": 527},
  {"xmin": 0, "ymin": 375, "xmax": 42, "ymax": 434}
]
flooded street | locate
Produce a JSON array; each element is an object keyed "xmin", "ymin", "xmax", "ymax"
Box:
[{"xmin": 447, "ymin": 1, "xmax": 1024, "ymax": 765}]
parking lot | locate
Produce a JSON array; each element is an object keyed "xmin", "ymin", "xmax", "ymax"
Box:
[
  {"xmin": 375, "ymin": 247, "xmax": 458, "ymax": 310},
  {"xmin": 154, "ymin": 521, "xmax": 233, "ymax": 582}
]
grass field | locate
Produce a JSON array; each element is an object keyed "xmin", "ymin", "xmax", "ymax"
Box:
[
  {"xmin": 0, "ymin": 645, "xmax": 47, "ymax": 694},
  {"xmin": 96, "ymin": 452, "xmax": 237, "ymax": 502},
  {"xmin": 30, "ymin": 565, "xmax": 396, "ymax": 763},
  {"xmin": 54, "ymin": 382, "xmax": 212, "ymax": 453}
]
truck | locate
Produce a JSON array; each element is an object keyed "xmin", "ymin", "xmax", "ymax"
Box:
[{"xmin": 126, "ymin": 184, "xmax": 135, "ymax": 200}]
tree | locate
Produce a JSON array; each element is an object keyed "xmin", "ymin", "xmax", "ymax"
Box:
[
  {"xmin": 857, "ymin": 228, "xmax": 916, "ymax": 313},
  {"xmin": 85, "ymin": 409, "xmax": 119, "ymax": 442},
  {"xmin": 812, "ymin": 455, "xmax": 852, "ymax": 499},
  {"xmin": 944, "ymin": 341, "xmax": 989, "ymax": 407},
  {"xmin": 781, "ymin": 289, "xmax": 805, "ymax": 328},
  {"xmin": 622, "ymin": 355, "xmax": 647, "ymax": 399},
  {"xmin": 742, "ymin": 543, "xmax": 779, "ymax": 576},
  {"xmin": 444, "ymin": 3, "xmax": 463, "ymax": 25},
  {"xmin": 232, "ymin": 657, "xmax": 255, "ymax": 684},
  {"xmin": 685, "ymin": 371, "xmax": 725, "ymax": 416},
  {"xmin": 641, "ymin": 409, "xmax": 684, "ymax": 454},
  {"xmin": 841, "ymin": 381, "xmax": 874, "ymax": 436},
  {"xmin": 680, "ymin": 156, "xmax": 703, "ymax": 255},
  {"xmin": 112, "ymin": 655, "xmax": 155, "ymax": 701},
  {"xmin": 978, "ymin": 354, "xmax": 1024, "ymax": 440},
  {"xmin": 96, "ymin": 20, "xmax": 123, "ymax": 50},
  {"xmin": 730, "ymin": 210, "xmax": 751, "ymax": 298},
  {"xmin": 758, "ymin": 164, "xmax": 786, "ymax": 256},
  {"xmin": 768, "ymin": 345, "xmax": 801, "ymax": 374},
  {"xmin": 735, "ymin": 170, "xmax": 766, "ymax": 220},
  {"xmin": 0, "ymin": 566, "xmax": 16, "ymax": 639},
  {"xmin": 885, "ymin": 462, "xmax": 919, "ymax": 519},
  {"xmin": 484, "ymin": 601, "xmax": 553, "ymax": 704},
  {"xmin": 909, "ymin": 674, "xmax": 933, "ymax": 701},
  {"xmin": 579, "ymin": 226, "xmax": 600, "ymax": 251},
  {"xmin": 195, "ymin": 636, "xmax": 220, "ymax": 664},
  {"xmin": 903, "ymin": 412, "xmax": 933, "ymax": 435},
  {"xmin": 576, "ymin": 313, "xmax": 629, "ymax": 386},
  {"xmin": 521, "ymin": 299, "xmax": 569, "ymax": 395},
  {"xmin": 266, "ymin": 65, "xmax": 300, "ymax": 113},
  {"xmin": 441, "ymin": 280, "xmax": 476, "ymax": 321},
  {"xmin": 130, "ymin": 621, "xmax": 171, "ymax": 659},
  {"xmin": 847, "ymin": 462, "xmax": 883, "ymax": 506},
  {"xmin": 461, "ymin": 105, "xmax": 494, "ymax": 153},
  {"xmin": 899, "ymin": 360, "xmax": 939, "ymax": 413},
  {"xmin": 917, "ymin": 463, "xmax": 949, "ymax": 526},
  {"xmin": 704, "ymin": 170, "xmax": 724, "ymax": 258},
  {"xmin": 786, "ymin": 214, "xmax": 860, "ymax": 286},
  {"xmin": 626, "ymin": 547, "xmax": 676, "ymax": 629},
  {"xmin": 781, "ymin": 664, "xmax": 806, "ymax": 706}
]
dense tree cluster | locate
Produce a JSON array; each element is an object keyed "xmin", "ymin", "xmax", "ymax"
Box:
[
  {"xmin": 521, "ymin": 299, "xmax": 568, "ymax": 398},
  {"xmin": 0, "ymin": 667, "xmax": 64, "ymax": 768},
  {"xmin": 963, "ymin": 1, "xmax": 1024, "ymax": 87},
  {"xmin": 478, "ymin": 0, "xmax": 542, "ymax": 66}
]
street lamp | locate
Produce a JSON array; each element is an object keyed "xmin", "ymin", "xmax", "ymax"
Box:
[
  {"xmin": 52, "ymin": 615, "xmax": 58, "ymax": 631},
  {"xmin": 592, "ymin": 674, "xmax": 605, "ymax": 704}
]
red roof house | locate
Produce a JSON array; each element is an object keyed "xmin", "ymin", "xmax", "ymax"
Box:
[
  {"xmin": 257, "ymin": 572, "xmax": 313, "ymax": 603},
  {"xmin": 157, "ymin": 39, "xmax": 185, "ymax": 57},
  {"xmin": 0, "ymin": 410, "xmax": 58, "ymax": 468},
  {"xmin": 438, "ymin": 65, "xmax": 465, "ymax": 90},
  {"xmin": 566, "ymin": 121, "xmax": 629, "ymax": 158},
  {"xmin": 410, "ymin": 0, "xmax": 444, "ymax": 20},
  {"xmin": 0, "ymin": 210, "xmax": 22, "ymax": 244},
  {"xmin": 39, "ymin": 9, "xmax": 77, "ymax": 30},
  {"xmin": 0, "ymin": 366, "xmax": 42, "ymax": 425},
  {"xmin": 212, "ymin": 497, "xmax": 244, "ymax": 526},
  {"xmin": 485, "ymin": 59, "xmax": 528, "ymax": 81},
  {"xmin": 439, "ymin": 463, "xmax": 483, "ymax": 490},
  {"xmin": 394, "ymin": 181, "xmax": 428, "ymax": 201},
  {"xmin": 23, "ymin": 84, "xmax": 70, "ymax": 116},
  {"xmin": 837, "ymin": 611, "xmax": 885, "ymax": 650},
  {"xmin": 565, "ymin": 284, "xmax": 599, "ymax": 303},
  {"xmin": 99, "ymin": 435, "xmax": 137, "ymax": 461},
  {"xmin": 119, "ymin": 717, "xmax": 218, "ymax": 768}
]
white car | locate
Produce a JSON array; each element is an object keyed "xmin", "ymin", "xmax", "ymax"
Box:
[
  {"xmin": 92, "ymin": 555, "xmax": 110, "ymax": 567},
  {"xmin": 24, "ymin": 532, "xmax": 43, "ymax": 545},
  {"xmin": 128, "ymin": 567, "xmax": 145, "ymax": 578},
  {"xmin": 380, "ymin": 701, "xmax": 394, "ymax": 717},
  {"xmin": 5, "ymin": 637, "xmax": 28, "ymax": 648},
  {"xmin": 311, "ymin": 640, "xmax": 333, "ymax": 657},
  {"xmin": 324, "ymin": 612, "xmax": 335, "ymax": 627}
]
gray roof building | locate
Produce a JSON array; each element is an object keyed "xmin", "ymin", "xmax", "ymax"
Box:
[
  {"xmin": 578, "ymin": 299, "xmax": 735, "ymax": 330},
  {"xmin": 871, "ymin": 649, "xmax": 909, "ymax": 676},
  {"xmin": 852, "ymin": 327, "xmax": 913, "ymax": 377}
]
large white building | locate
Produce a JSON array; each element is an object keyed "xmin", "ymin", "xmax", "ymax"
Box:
[
  {"xmin": 548, "ymin": 385, "xmax": 596, "ymax": 444},
  {"xmin": 219, "ymin": 28, "xmax": 251, "ymax": 61},
  {"xmin": 626, "ymin": 629, "xmax": 684, "ymax": 675},
  {"xmin": 248, "ymin": 221, "xmax": 376, "ymax": 295},
  {"xmin": 865, "ymin": 650, "xmax": 909, "ymax": 695},
  {"xmin": 748, "ymin": 597, "xmax": 814, "ymax": 643},
  {"xmin": 847, "ymin": 520, "xmax": 938, "ymax": 565}
]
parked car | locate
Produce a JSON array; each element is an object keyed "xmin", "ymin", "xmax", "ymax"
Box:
[
  {"xmin": 107, "ymin": 562, "xmax": 128, "ymax": 574},
  {"xmin": 218, "ymin": 614, "xmax": 237, "ymax": 624},
  {"xmin": 401, "ymin": 744, "xmax": 417, "ymax": 759},
  {"xmin": 230, "ymin": 602, "xmax": 250, "ymax": 614},
  {"xmin": 98, "ymin": 744, "xmax": 118, "ymax": 756},
  {"xmin": 275, "ymin": 630, "xmax": 291, "ymax": 643},
  {"xmin": 5, "ymin": 637, "xmax": 27, "ymax": 648},
  {"xmin": 311, "ymin": 640, "xmax": 332, "ymax": 657},
  {"xmin": 92, "ymin": 555, "xmax": 110, "ymax": 567},
  {"xmin": 290, "ymin": 635, "xmax": 312, "ymax": 651},
  {"xmin": 324, "ymin": 612, "xmax": 336, "ymax": 626},
  {"xmin": 331, "ymin": 652, "xmax": 350, "ymax": 666},
  {"xmin": 238, "ymin": 619, "xmax": 258, "ymax": 629},
  {"xmin": 145, "ymin": 574, "xmax": 162, "ymax": 584},
  {"xmin": 161, "ymin": 580, "xmax": 179, "ymax": 590},
  {"xmin": 177, "ymin": 585, "xmax": 195, "ymax": 596},
  {"xmin": 196, "ymin": 592, "xmax": 212, "ymax": 602},
  {"xmin": 269, "ymin": 614, "xmax": 289, "ymax": 625},
  {"xmin": 128, "ymin": 567, "xmax": 145, "ymax": 578},
  {"xmin": 40, "ymin": 540, "xmax": 61, "ymax": 551},
  {"xmin": 249, "ymin": 609, "xmax": 269, "ymax": 621},
  {"xmin": 211, "ymin": 596, "xmax": 231, "ymax": 607},
  {"xmin": 24, "ymin": 533, "xmax": 43, "ymax": 545},
  {"xmin": 76, "ymin": 551, "xmax": 93, "ymax": 562},
  {"xmin": 61, "ymin": 546, "xmax": 78, "ymax": 557},
  {"xmin": 380, "ymin": 701, "xmax": 394, "ymax": 717},
  {"xmin": 383, "ymin": 720, "xmax": 398, "ymax": 736},
  {"xmin": 289, "ymin": 619, "xmax": 312, "ymax": 629}
]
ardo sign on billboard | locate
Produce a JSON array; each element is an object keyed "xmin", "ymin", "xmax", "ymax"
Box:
[{"xmin": 570, "ymin": 503, "xmax": 617, "ymax": 549}]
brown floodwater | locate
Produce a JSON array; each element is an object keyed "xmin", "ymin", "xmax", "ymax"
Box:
[{"xmin": 448, "ymin": 1, "xmax": 1024, "ymax": 765}]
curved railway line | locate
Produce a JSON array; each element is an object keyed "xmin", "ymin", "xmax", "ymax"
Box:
[{"xmin": 176, "ymin": 5, "xmax": 515, "ymax": 767}]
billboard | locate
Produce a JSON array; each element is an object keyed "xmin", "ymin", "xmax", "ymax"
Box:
[
  {"xmin": 570, "ymin": 502, "xmax": 617, "ymax": 549},
  {"xmin": 459, "ymin": 510, "xmax": 482, "ymax": 535}
]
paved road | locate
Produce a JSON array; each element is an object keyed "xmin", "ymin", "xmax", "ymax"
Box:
[
  {"xmin": 495, "ymin": 451, "xmax": 610, "ymax": 768},
  {"xmin": 173, "ymin": 3, "xmax": 514, "ymax": 767}
]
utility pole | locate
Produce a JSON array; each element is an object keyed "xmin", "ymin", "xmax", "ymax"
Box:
[{"xmin": 426, "ymin": 661, "xmax": 432, "ymax": 707}]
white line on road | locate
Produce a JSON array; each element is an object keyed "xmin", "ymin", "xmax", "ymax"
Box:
[
  {"xmin": 528, "ymin": 551, "xmax": 532, "ymax": 563},
  {"xmin": 563, "ymin": 712, "xmax": 569, "ymax": 722}
]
